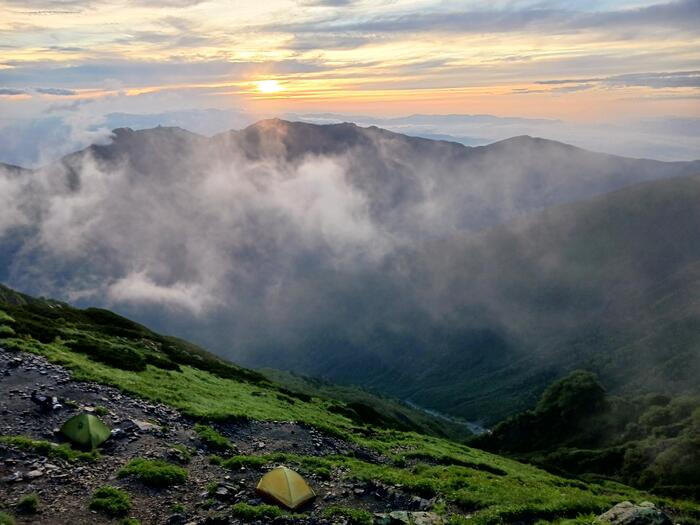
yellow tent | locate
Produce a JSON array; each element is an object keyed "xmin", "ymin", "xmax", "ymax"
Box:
[{"xmin": 256, "ymin": 466, "xmax": 316, "ymax": 510}]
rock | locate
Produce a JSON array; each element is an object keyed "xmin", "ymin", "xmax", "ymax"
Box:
[
  {"xmin": 213, "ymin": 483, "xmax": 238, "ymax": 502},
  {"xmin": 165, "ymin": 514, "xmax": 187, "ymax": 525},
  {"xmin": 599, "ymin": 501, "xmax": 672, "ymax": 525},
  {"xmin": 374, "ymin": 511, "xmax": 444, "ymax": 525},
  {"xmin": 131, "ymin": 419, "xmax": 160, "ymax": 432},
  {"xmin": 25, "ymin": 469, "xmax": 45, "ymax": 479}
]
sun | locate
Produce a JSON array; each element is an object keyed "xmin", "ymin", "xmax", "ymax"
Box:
[{"xmin": 255, "ymin": 79, "xmax": 284, "ymax": 94}]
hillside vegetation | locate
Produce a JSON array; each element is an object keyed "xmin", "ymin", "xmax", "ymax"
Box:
[
  {"xmin": 473, "ymin": 371, "xmax": 700, "ymax": 500},
  {"xmin": 2, "ymin": 286, "xmax": 698, "ymax": 523}
]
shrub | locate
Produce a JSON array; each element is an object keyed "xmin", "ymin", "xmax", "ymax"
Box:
[
  {"xmin": 118, "ymin": 458, "xmax": 187, "ymax": 488},
  {"xmin": 89, "ymin": 486, "xmax": 132, "ymax": 518},
  {"xmin": 221, "ymin": 455, "xmax": 269, "ymax": 470},
  {"xmin": 230, "ymin": 502, "xmax": 284, "ymax": 520},
  {"xmin": 0, "ymin": 512, "xmax": 15, "ymax": 525},
  {"xmin": 16, "ymin": 493, "xmax": 39, "ymax": 514},
  {"xmin": 69, "ymin": 338, "xmax": 147, "ymax": 372},
  {"xmin": 194, "ymin": 424, "xmax": 235, "ymax": 452},
  {"xmin": 324, "ymin": 506, "xmax": 373, "ymax": 524},
  {"xmin": 0, "ymin": 435, "xmax": 98, "ymax": 462}
]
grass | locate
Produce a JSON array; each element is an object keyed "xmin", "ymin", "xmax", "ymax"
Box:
[
  {"xmin": 89, "ymin": 486, "xmax": 132, "ymax": 518},
  {"xmin": 118, "ymin": 458, "xmax": 188, "ymax": 488},
  {"xmin": 194, "ymin": 423, "xmax": 235, "ymax": 452},
  {"xmin": 230, "ymin": 502, "xmax": 285, "ymax": 520},
  {"xmin": 0, "ymin": 435, "xmax": 98, "ymax": 462},
  {"xmin": 0, "ymin": 513, "xmax": 15, "ymax": 525},
  {"xmin": 5, "ymin": 337, "xmax": 695, "ymax": 523},
  {"xmin": 16, "ymin": 494, "xmax": 38, "ymax": 514},
  {"xmin": 93, "ymin": 405, "xmax": 109, "ymax": 416},
  {"xmin": 3, "ymin": 294, "xmax": 700, "ymax": 524},
  {"xmin": 170, "ymin": 502, "xmax": 186, "ymax": 514}
]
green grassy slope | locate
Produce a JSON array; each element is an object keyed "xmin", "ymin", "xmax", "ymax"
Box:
[
  {"xmin": 2, "ymin": 286, "xmax": 698, "ymax": 523},
  {"xmin": 262, "ymin": 368, "xmax": 474, "ymax": 441}
]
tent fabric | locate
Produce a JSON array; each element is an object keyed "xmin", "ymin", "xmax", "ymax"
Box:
[
  {"xmin": 256, "ymin": 466, "xmax": 316, "ymax": 510},
  {"xmin": 60, "ymin": 413, "xmax": 111, "ymax": 449}
]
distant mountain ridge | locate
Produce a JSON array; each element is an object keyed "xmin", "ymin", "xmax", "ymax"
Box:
[{"xmin": 1, "ymin": 119, "xmax": 700, "ymax": 424}]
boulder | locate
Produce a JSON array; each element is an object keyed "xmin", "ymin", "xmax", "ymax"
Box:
[{"xmin": 599, "ymin": 501, "xmax": 672, "ymax": 525}]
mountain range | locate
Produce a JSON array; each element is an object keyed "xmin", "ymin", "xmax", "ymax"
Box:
[{"xmin": 1, "ymin": 119, "xmax": 699, "ymax": 424}]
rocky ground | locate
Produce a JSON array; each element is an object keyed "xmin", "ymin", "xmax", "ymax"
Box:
[{"xmin": 0, "ymin": 348, "xmax": 440, "ymax": 524}]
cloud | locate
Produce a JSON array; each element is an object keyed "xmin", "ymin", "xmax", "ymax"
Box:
[
  {"xmin": 35, "ymin": 87, "xmax": 77, "ymax": 96},
  {"xmin": 538, "ymin": 70, "xmax": 700, "ymax": 90},
  {"xmin": 264, "ymin": 0, "xmax": 700, "ymax": 35},
  {"xmin": 0, "ymin": 125, "xmax": 392, "ymax": 318},
  {"xmin": 552, "ymin": 83, "xmax": 595, "ymax": 93},
  {"xmin": 0, "ymin": 88, "xmax": 26, "ymax": 96},
  {"xmin": 605, "ymin": 70, "xmax": 700, "ymax": 89},
  {"xmin": 107, "ymin": 271, "xmax": 213, "ymax": 314},
  {"xmin": 301, "ymin": 0, "xmax": 355, "ymax": 5},
  {"xmin": 130, "ymin": 0, "xmax": 209, "ymax": 6},
  {"xmin": 0, "ymin": 58, "xmax": 324, "ymax": 89}
]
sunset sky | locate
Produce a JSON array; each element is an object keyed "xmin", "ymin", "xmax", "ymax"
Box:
[{"xmin": 0, "ymin": 0, "xmax": 698, "ymax": 121}]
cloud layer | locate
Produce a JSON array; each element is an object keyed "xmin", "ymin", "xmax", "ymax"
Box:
[{"xmin": 0, "ymin": 0, "xmax": 698, "ymax": 122}]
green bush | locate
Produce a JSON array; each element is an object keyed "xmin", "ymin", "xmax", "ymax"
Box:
[
  {"xmin": 221, "ymin": 455, "xmax": 269, "ymax": 470},
  {"xmin": 230, "ymin": 502, "xmax": 284, "ymax": 520},
  {"xmin": 89, "ymin": 486, "xmax": 132, "ymax": 518},
  {"xmin": 0, "ymin": 435, "xmax": 98, "ymax": 462},
  {"xmin": 69, "ymin": 338, "xmax": 147, "ymax": 372},
  {"xmin": 194, "ymin": 424, "xmax": 235, "ymax": 452},
  {"xmin": 16, "ymin": 493, "xmax": 39, "ymax": 514},
  {"xmin": 118, "ymin": 458, "xmax": 187, "ymax": 488},
  {"xmin": 0, "ymin": 512, "xmax": 15, "ymax": 525}
]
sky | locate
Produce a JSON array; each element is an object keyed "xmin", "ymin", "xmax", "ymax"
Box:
[{"xmin": 0, "ymin": 0, "xmax": 699, "ymax": 163}]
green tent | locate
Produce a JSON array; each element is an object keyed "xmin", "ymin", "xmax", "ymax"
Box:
[{"xmin": 60, "ymin": 413, "xmax": 111, "ymax": 449}]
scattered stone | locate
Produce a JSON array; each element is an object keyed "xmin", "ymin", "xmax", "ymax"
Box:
[{"xmin": 131, "ymin": 419, "xmax": 160, "ymax": 432}]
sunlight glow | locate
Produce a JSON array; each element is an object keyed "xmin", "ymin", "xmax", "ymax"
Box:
[{"xmin": 255, "ymin": 80, "xmax": 284, "ymax": 94}]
